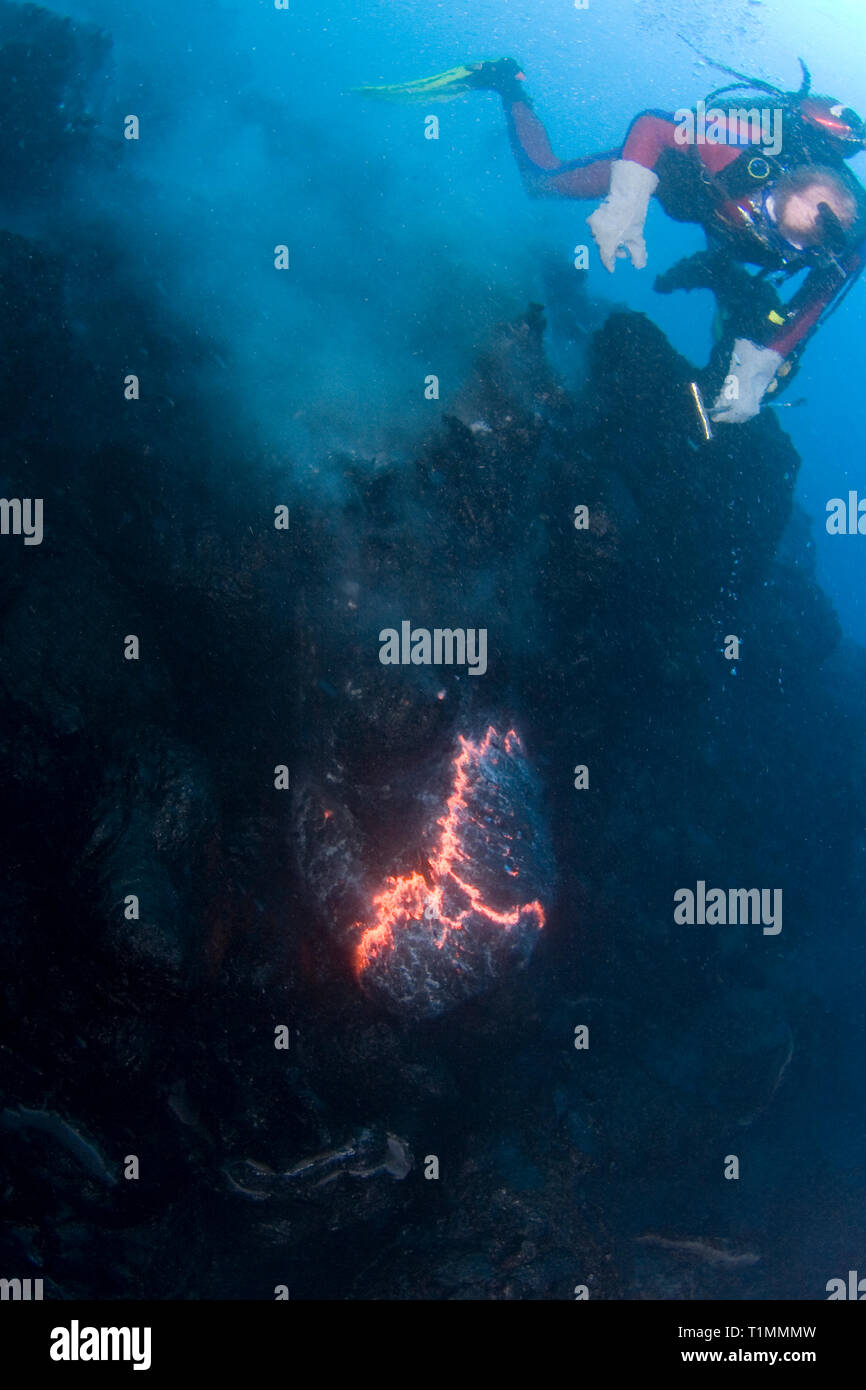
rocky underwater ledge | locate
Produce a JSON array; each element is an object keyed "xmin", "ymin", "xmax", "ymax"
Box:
[{"xmin": 2, "ymin": 0, "xmax": 866, "ymax": 1302}]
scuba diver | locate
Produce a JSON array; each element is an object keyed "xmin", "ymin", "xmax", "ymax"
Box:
[{"xmin": 359, "ymin": 55, "xmax": 866, "ymax": 425}]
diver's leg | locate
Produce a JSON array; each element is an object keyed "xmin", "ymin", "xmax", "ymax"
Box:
[
  {"xmin": 466, "ymin": 58, "xmax": 618, "ymax": 199},
  {"xmin": 505, "ymin": 99, "xmax": 618, "ymax": 199}
]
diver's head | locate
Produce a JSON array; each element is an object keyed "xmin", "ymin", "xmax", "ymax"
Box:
[
  {"xmin": 769, "ymin": 165, "xmax": 860, "ymax": 250},
  {"xmin": 797, "ymin": 96, "xmax": 866, "ymax": 158}
]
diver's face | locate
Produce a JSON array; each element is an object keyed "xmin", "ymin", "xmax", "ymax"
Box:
[{"xmin": 776, "ymin": 184, "xmax": 845, "ymax": 247}]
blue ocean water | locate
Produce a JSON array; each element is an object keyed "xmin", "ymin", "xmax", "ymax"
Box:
[
  {"xmin": 54, "ymin": 0, "xmax": 866, "ymax": 635},
  {"xmin": 3, "ymin": 0, "xmax": 865, "ymax": 1305}
]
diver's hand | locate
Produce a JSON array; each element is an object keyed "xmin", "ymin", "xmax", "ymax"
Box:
[
  {"xmin": 710, "ymin": 338, "xmax": 784, "ymax": 424},
  {"xmin": 587, "ymin": 159, "xmax": 659, "ymax": 272}
]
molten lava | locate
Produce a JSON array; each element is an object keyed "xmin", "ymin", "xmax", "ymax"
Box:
[{"xmin": 355, "ymin": 727, "xmax": 546, "ymax": 1002}]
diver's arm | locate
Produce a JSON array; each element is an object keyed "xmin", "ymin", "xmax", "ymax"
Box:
[
  {"xmin": 507, "ymin": 105, "xmax": 727, "ymax": 203},
  {"xmin": 763, "ymin": 248, "xmax": 865, "ymax": 358},
  {"xmin": 620, "ymin": 112, "xmax": 681, "ymax": 170},
  {"xmin": 623, "ymin": 112, "xmax": 751, "ymax": 172},
  {"xmin": 505, "ymin": 102, "xmax": 683, "ymax": 201},
  {"xmin": 586, "ymin": 111, "xmax": 703, "ymax": 273},
  {"xmin": 710, "ymin": 249, "xmax": 865, "ymax": 422}
]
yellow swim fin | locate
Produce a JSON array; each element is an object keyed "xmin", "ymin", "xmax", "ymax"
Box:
[{"xmin": 354, "ymin": 63, "xmax": 480, "ymax": 104}]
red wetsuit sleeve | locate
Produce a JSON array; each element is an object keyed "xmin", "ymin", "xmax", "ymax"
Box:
[
  {"xmin": 765, "ymin": 248, "xmax": 865, "ymax": 358},
  {"xmin": 621, "ymin": 113, "xmax": 680, "ymax": 169},
  {"xmin": 622, "ymin": 112, "xmax": 746, "ymax": 173},
  {"xmin": 505, "ymin": 104, "xmax": 742, "ymax": 198}
]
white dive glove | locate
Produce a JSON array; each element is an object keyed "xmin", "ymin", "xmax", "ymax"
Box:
[
  {"xmin": 587, "ymin": 159, "xmax": 660, "ymax": 272},
  {"xmin": 710, "ymin": 338, "xmax": 784, "ymax": 424}
]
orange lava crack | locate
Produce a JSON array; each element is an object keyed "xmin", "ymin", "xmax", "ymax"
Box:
[{"xmin": 354, "ymin": 727, "xmax": 545, "ymax": 976}]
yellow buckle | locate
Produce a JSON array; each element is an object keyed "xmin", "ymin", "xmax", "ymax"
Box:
[{"xmin": 748, "ymin": 156, "xmax": 771, "ymax": 180}]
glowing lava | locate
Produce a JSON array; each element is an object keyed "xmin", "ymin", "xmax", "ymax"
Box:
[{"xmin": 354, "ymin": 727, "xmax": 550, "ymax": 1016}]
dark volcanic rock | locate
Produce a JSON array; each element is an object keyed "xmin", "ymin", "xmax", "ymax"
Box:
[{"xmin": 355, "ymin": 726, "xmax": 554, "ymax": 1018}]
